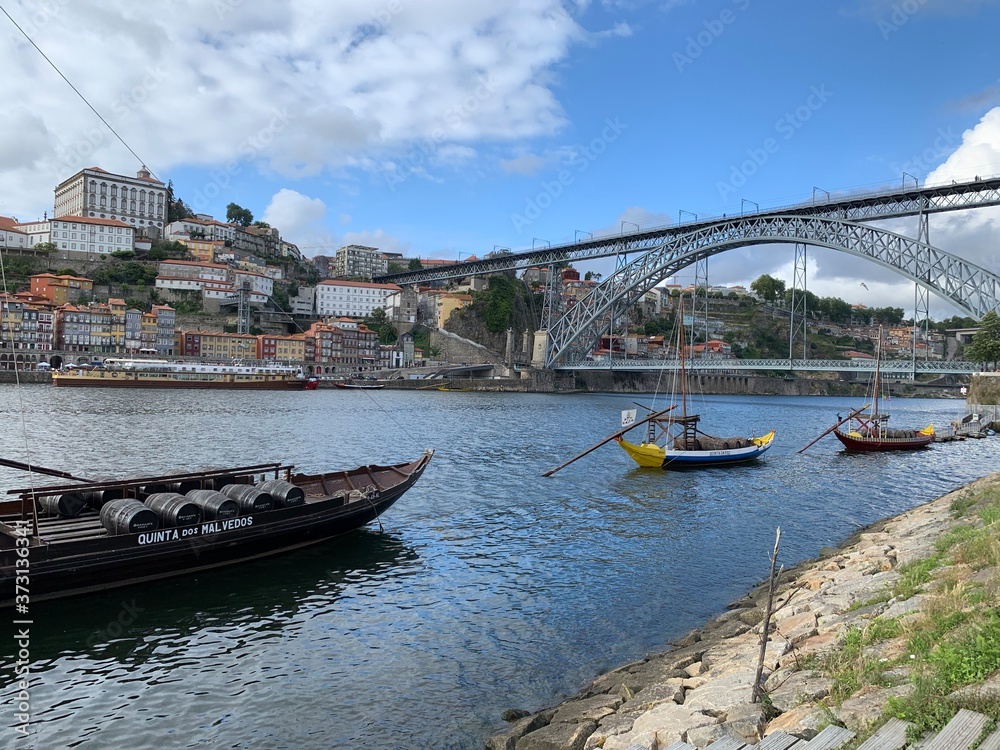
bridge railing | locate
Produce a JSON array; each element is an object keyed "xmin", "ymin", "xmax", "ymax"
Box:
[{"xmin": 558, "ymin": 358, "xmax": 982, "ymax": 374}]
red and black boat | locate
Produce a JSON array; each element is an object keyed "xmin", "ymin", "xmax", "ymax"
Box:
[{"xmin": 0, "ymin": 451, "xmax": 432, "ymax": 605}]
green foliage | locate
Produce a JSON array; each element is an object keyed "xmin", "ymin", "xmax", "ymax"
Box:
[
  {"xmin": 33, "ymin": 242, "xmax": 57, "ymax": 254},
  {"xmin": 166, "ymin": 180, "xmax": 194, "ymax": 224},
  {"xmin": 472, "ymin": 275, "xmax": 519, "ymax": 333},
  {"xmin": 110, "ymin": 250, "xmax": 136, "ymax": 260},
  {"xmin": 226, "ymin": 202, "xmax": 254, "ymax": 227},
  {"xmin": 750, "ymin": 274, "xmax": 786, "ymax": 304},
  {"xmin": 90, "ymin": 261, "xmax": 159, "ymax": 286},
  {"xmin": 364, "ymin": 307, "xmax": 398, "ymax": 344},
  {"xmin": 967, "ymin": 311, "xmax": 1000, "ymax": 368},
  {"xmin": 407, "ymin": 258, "xmax": 424, "ymax": 271},
  {"xmin": 893, "ymin": 556, "xmax": 942, "ymax": 600},
  {"xmin": 409, "ymin": 325, "xmax": 439, "ymax": 357}
]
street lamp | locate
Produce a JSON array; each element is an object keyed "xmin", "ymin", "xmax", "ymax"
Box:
[
  {"xmin": 532, "ymin": 238, "xmax": 550, "ymax": 250},
  {"xmin": 575, "ymin": 230, "xmax": 593, "ymax": 243},
  {"xmin": 902, "ymin": 172, "xmax": 919, "ymax": 189},
  {"xmin": 740, "ymin": 199, "xmax": 759, "ymax": 216},
  {"xmin": 620, "ymin": 221, "xmax": 639, "ymax": 236},
  {"xmin": 812, "ymin": 187, "xmax": 830, "ymax": 204},
  {"xmin": 678, "ymin": 210, "xmax": 696, "ymax": 224}
]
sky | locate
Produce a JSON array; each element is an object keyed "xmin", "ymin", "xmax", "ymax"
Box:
[{"xmin": 2, "ymin": 0, "xmax": 1000, "ymax": 319}]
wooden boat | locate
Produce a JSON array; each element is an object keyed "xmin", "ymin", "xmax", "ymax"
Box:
[
  {"xmin": 543, "ymin": 296, "xmax": 774, "ymax": 477},
  {"xmin": 831, "ymin": 330, "xmax": 933, "ymax": 452},
  {"xmin": 52, "ymin": 358, "xmax": 314, "ymax": 390},
  {"xmin": 333, "ymin": 380, "xmax": 385, "ymax": 390},
  {"xmin": 0, "ymin": 451, "xmax": 432, "ymax": 605},
  {"xmin": 615, "ymin": 296, "xmax": 774, "ymax": 469}
]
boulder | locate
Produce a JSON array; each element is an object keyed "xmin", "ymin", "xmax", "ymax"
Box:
[
  {"xmin": 721, "ymin": 702, "xmax": 766, "ymax": 744},
  {"xmin": 765, "ymin": 670, "xmax": 832, "ymax": 712},
  {"xmin": 487, "ymin": 713, "xmax": 552, "ymax": 750},
  {"xmin": 773, "ymin": 612, "xmax": 818, "ymax": 646},
  {"xmin": 515, "ymin": 720, "xmax": 597, "ymax": 750},
  {"xmin": 550, "ymin": 694, "xmax": 622, "ymax": 725},
  {"xmin": 628, "ymin": 678, "xmax": 685, "ymax": 710},
  {"xmin": 763, "ymin": 702, "xmax": 828, "ymax": 738},
  {"xmin": 682, "ymin": 670, "xmax": 757, "ymax": 713},
  {"xmin": 834, "ymin": 684, "xmax": 915, "ymax": 731},
  {"xmin": 603, "ymin": 702, "xmax": 717, "ymax": 749}
]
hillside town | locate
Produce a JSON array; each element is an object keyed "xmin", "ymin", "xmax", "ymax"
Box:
[{"xmin": 0, "ymin": 164, "xmax": 984, "ymax": 376}]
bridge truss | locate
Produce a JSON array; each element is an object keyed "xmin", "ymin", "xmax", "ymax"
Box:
[
  {"xmin": 562, "ymin": 358, "xmax": 982, "ymax": 375},
  {"xmin": 544, "ymin": 215, "xmax": 1000, "ymax": 367}
]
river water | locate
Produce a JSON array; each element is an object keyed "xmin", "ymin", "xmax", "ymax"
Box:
[{"xmin": 0, "ymin": 385, "xmax": 995, "ymax": 749}]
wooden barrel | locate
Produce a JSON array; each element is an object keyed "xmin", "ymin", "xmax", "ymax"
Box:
[
  {"xmin": 38, "ymin": 492, "xmax": 87, "ymax": 518},
  {"xmin": 144, "ymin": 492, "xmax": 202, "ymax": 527},
  {"xmin": 218, "ymin": 484, "xmax": 273, "ymax": 512},
  {"xmin": 123, "ymin": 472, "xmax": 170, "ymax": 497},
  {"xmin": 100, "ymin": 498, "xmax": 159, "ymax": 535},
  {"xmin": 200, "ymin": 466, "xmax": 248, "ymax": 490},
  {"xmin": 83, "ymin": 476, "xmax": 126, "ymax": 510},
  {"xmin": 185, "ymin": 489, "xmax": 240, "ymax": 520},
  {"xmin": 255, "ymin": 479, "xmax": 305, "ymax": 508}
]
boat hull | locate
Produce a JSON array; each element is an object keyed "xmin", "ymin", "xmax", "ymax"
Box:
[
  {"xmin": 0, "ymin": 453, "xmax": 432, "ymax": 604},
  {"xmin": 334, "ymin": 382, "xmax": 385, "ymax": 389},
  {"xmin": 52, "ymin": 371, "xmax": 310, "ymax": 390},
  {"xmin": 833, "ymin": 430, "xmax": 933, "ymax": 452},
  {"xmin": 617, "ymin": 430, "xmax": 775, "ymax": 469}
]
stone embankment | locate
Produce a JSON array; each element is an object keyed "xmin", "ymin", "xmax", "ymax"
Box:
[{"xmin": 487, "ymin": 472, "xmax": 1000, "ymax": 750}]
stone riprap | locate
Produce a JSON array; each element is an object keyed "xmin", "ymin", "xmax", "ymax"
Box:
[{"xmin": 486, "ymin": 472, "xmax": 1000, "ymax": 750}]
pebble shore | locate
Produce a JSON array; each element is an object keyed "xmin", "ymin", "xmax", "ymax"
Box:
[{"xmin": 486, "ymin": 471, "xmax": 1000, "ymax": 750}]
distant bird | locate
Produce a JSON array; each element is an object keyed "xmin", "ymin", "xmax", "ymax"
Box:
[{"xmin": 860, "ymin": 282, "xmax": 869, "ymax": 291}]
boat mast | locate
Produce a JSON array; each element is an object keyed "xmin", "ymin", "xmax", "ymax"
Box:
[
  {"xmin": 678, "ymin": 294, "xmax": 688, "ymax": 421},
  {"xmin": 872, "ymin": 327, "xmax": 883, "ymax": 418}
]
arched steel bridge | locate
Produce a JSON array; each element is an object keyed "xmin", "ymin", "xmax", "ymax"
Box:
[
  {"xmin": 374, "ymin": 175, "xmax": 1000, "ymax": 368},
  {"xmin": 562, "ymin": 358, "xmax": 982, "ymax": 375},
  {"xmin": 377, "ymin": 176, "xmax": 1000, "ymax": 286}
]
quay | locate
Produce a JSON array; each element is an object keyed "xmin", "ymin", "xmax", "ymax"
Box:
[{"xmin": 487, "ymin": 471, "xmax": 1000, "ymax": 750}]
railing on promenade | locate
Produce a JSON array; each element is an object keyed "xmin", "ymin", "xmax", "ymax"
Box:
[{"xmin": 557, "ymin": 358, "xmax": 983, "ymax": 375}]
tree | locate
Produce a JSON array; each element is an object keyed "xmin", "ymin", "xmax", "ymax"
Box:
[
  {"xmin": 226, "ymin": 203, "xmax": 254, "ymax": 227},
  {"xmin": 166, "ymin": 180, "xmax": 194, "ymax": 224},
  {"xmin": 584, "ymin": 271, "xmax": 602, "ymax": 281},
  {"xmin": 750, "ymin": 274, "xmax": 786, "ymax": 304},
  {"xmin": 967, "ymin": 311, "xmax": 1000, "ymax": 369},
  {"xmin": 407, "ymin": 258, "xmax": 424, "ymax": 271},
  {"xmin": 253, "ymin": 221, "xmax": 271, "ymax": 228},
  {"xmin": 365, "ymin": 307, "xmax": 398, "ymax": 344}
]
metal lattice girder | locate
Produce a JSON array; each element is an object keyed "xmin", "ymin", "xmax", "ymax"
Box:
[
  {"xmin": 378, "ymin": 176, "xmax": 1000, "ymax": 286},
  {"xmin": 544, "ymin": 215, "xmax": 1000, "ymax": 367},
  {"xmin": 562, "ymin": 358, "xmax": 982, "ymax": 374}
]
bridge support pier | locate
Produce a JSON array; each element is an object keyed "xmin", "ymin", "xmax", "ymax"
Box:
[{"xmin": 531, "ymin": 330, "xmax": 548, "ymax": 368}]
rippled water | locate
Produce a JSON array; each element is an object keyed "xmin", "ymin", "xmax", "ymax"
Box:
[{"xmin": 0, "ymin": 385, "xmax": 996, "ymax": 749}]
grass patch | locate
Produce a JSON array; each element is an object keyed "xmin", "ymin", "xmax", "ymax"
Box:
[
  {"xmin": 950, "ymin": 492, "xmax": 978, "ymax": 519},
  {"xmin": 893, "ymin": 556, "xmax": 942, "ymax": 600},
  {"xmin": 824, "ymin": 618, "xmax": 905, "ymax": 702},
  {"xmin": 847, "ymin": 592, "xmax": 893, "ymax": 612},
  {"xmin": 934, "ymin": 525, "xmax": 984, "ymax": 556}
]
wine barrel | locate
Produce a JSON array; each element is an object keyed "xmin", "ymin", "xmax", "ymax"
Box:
[
  {"xmin": 185, "ymin": 489, "xmax": 240, "ymax": 520},
  {"xmin": 83, "ymin": 476, "xmax": 126, "ymax": 510},
  {"xmin": 38, "ymin": 492, "xmax": 87, "ymax": 518},
  {"xmin": 123, "ymin": 472, "xmax": 171, "ymax": 498},
  {"xmin": 144, "ymin": 492, "xmax": 202, "ymax": 527},
  {"xmin": 200, "ymin": 466, "xmax": 247, "ymax": 490},
  {"xmin": 218, "ymin": 484, "xmax": 273, "ymax": 513},
  {"xmin": 255, "ymin": 479, "xmax": 305, "ymax": 508},
  {"xmin": 100, "ymin": 498, "xmax": 159, "ymax": 535}
]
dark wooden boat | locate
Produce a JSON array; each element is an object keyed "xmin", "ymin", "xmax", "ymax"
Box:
[
  {"xmin": 0, "ymin": 451, "xmax": 432, "ymax": 605},
  {"xmin": 832, "ymin": 329, "xmax": 933, "ymax": 453},
  {"xmin": 333, "ymin": 380, "xmax": 385, "ymax": 390}
]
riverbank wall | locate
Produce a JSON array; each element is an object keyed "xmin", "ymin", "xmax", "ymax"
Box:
[{"xmin": 487, "ymin": 469, "xmax": 1000, "ymax": 750}]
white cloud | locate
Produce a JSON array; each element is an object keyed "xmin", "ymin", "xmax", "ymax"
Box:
[
  {"xmin": 262, "ymin": 188, "xmax": 327, "ymax": 247},
  {"xmin": 0, "ymin": 0, "xmax": 586, "ymax": 215},
  {"xmin": 500, "ymin": 153, "xmax": 548, "ymax": 176}
]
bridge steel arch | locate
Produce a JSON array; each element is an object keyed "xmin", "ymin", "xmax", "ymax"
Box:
[{"xmin": 545, "ymin": 214, "xmax": 1000, "ymax": 368}]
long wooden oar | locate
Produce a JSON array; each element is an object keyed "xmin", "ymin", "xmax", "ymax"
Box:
[
  {"xmin": 798, "ymin": 404, "xmax": 870, "ymax": 454},
  {"xmin": 0, "ymin": 456, "xmax": 94, "ymax": 482},
  {"xmin": 543, "ymin": 405, "xmax": 677, "ymax": 477}
]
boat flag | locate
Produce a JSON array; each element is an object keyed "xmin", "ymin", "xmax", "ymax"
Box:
[{"xmin": 621, "ymin": 409, "xmax": 637, "ymax": 427}]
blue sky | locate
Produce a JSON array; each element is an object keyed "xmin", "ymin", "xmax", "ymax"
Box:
[{"xmin": 3, "ymin": 0, "xmax": 1000, "ymax": 316}]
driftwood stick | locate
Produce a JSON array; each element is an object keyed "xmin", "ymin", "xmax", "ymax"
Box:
[{"xmin": 752, "ymin": 527, "xmax": 782, "ymax": 704}]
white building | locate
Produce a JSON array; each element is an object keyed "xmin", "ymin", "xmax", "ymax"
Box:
[
  {"xmin": 54, "ymin": 166, "xmax": 167, "ymax": 238},
  {"xmin": 290, "ymin": 286, "xmax": 315, "ymax": 316},
  {"xmin": 49, "ymin": 216, "xmax": 135, "ymax": 258},
  {"xmin": 0, "ymin": 222, "xmax": 28, "ymax": 249},
  {"xmin": 157, "ymin": 260, "xmax": 229, "ymax": 284},
  {"xmin": 232, "ymin": 269, "xmax": 274, "ymax": 299},
  {"xmin": 165, "ymin": 216, "xmax": 238, "ymax": 245},
  {"xmin": 315, "ymin": 280, "xmax": 402, "ymax": 318},
  {"xmin": 334, "ymin": 244, "xmax": 388, "ymax": 279}
]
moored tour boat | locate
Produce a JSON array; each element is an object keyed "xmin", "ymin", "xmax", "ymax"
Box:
[
  {"xmin": 0, "ymin": 451, "xmax": 433, "ymax": 604},
  {"xmin": 831, "ymin": 329, "xmax": 934, "ymax": 452},
  {"xmin": 52, "ymin": 358, "xmax": 314, "ymax": 390},
  {"xmin": 333, "ymin": 379, "xmax": 385, "ymax": 390}
]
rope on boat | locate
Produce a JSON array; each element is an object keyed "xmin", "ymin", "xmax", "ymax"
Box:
[{"xmin": 361, "ymin": 486, "xmax": 383, "ymax": 533}]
